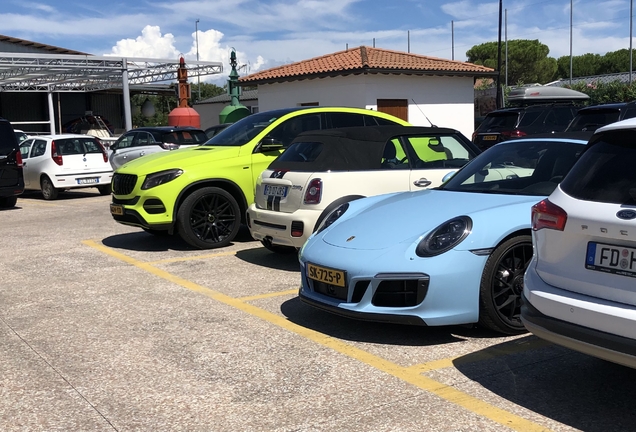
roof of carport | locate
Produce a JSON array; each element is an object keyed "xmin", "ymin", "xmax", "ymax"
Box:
[{"xmin": 0, "ymin": 52, "xmax": 223, "ymax": 92}]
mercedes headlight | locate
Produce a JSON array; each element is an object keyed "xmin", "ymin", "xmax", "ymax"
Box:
[
  {"xmin": 141, "ymin": 169, "xmax": 184, "ymax": 190},
  {"xmin": 416, "ymin": 216, "xmax": 472, "ymax": 257},
  {"xmin": 316, "ymin": 203, "xmax": 349, "ymax": 234}
]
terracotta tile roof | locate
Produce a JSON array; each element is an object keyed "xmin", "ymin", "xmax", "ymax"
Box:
[{"xmin": 239, "ymin": 46, "xmax": 496, "ymax": 84}]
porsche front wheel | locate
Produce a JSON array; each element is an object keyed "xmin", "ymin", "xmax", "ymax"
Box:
[{"xmin": 478, "ymin": 235, "xmax": 532, "ymax": 335}]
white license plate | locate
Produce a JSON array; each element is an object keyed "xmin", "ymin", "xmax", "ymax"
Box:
[
  {"xmin": 264, "ymin": 185, "xmax": 288, "ymax": 197},
  {"xmin": 586, "ymin": 242, "xmax": 636, "ymax": 278},
  {"xmin": 77, "ymin": 177, "xmax": 99, "ymax": 185}
]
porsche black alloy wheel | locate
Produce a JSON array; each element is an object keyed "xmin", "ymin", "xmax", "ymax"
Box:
[
  {"xmin": 177, "ymin": 187, "xmax": 241, "ymax": 249},
  {"xmin": 478, "ymin": 235, "xmax": 532, "ymax": 335}
]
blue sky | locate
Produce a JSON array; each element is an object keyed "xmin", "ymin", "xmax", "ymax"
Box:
[{"xmin": 3, "ymin": 0, "xmax": 635, "ymax": 83}]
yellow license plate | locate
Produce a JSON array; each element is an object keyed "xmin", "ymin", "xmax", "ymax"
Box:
[
  {"xmin": 483, "ymin": 135, "xmax": 498, "ymax": 141},
  {"xmin": 110, "ymin": 204, "xmax": 124, "ymax": 216},
  {"xmin": 307, "ymin": 263, "xmax": 346, "ymax": 288}
]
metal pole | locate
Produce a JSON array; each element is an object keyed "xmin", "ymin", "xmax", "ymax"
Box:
[
  {"xmin": 496, "ymin": 0, "xmax": 503, "ymax": 109},
  {"xmin": 408, "ymin": 31, "xmax": 410, "ymax": 53},
  {"xmin": 47, "ymin": 86, "xmax": 55, "ymax": 134},
  {"xmin": 630, "ymin": 0, "xmax": 633, "ymax": 85},
  {"xmin": 195, "ymin": 19, "xmax": 201, "ymax": 100},
  {"xmin": 451, "ymin": 21, "xmax": 454, "ymax": 60},
  {"xmin": 121, "ymin": 61, "xmax": 132, "ymax": 131},
  {"xmin": 570, "ymin": 0, "xmax": 573, "ymax": 86},
  {"xmin": 505, "ymin": 9, "xmax": 508, "ymax": 88}
]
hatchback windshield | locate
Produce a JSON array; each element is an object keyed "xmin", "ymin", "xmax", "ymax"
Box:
[
  {"xmin": 442, "ymin": 139, "xmax": 584, "ymax": 196},
  {"xmin": 204, "ymin": 112, "xmax": 283, "ymax": 147}
]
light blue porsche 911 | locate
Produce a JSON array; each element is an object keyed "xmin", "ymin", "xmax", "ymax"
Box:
[{"xmin": 298, "ymin": 135, "xmax": 589, "ymax": 335}]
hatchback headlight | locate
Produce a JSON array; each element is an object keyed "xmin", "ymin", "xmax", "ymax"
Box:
[
  {"xmin": 416, "ymin": 216, "xmax": 472, "ymax": 257},
  {"xmin": 141, "ymin": 169, "xmax": 184, "ymax": 190},
  {"xmin": 316, "ymin": 203, "xmax": 349, "ymax": 234}
]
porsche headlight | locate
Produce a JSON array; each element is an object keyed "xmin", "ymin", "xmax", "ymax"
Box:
[
  {"xmin": 316, "ymin": 203, "xmax": 349, "ymax": 234},
  {"xmin": 416, "ymin": 216, "xmax": 472, "ymax": 257},
  {"xmin": 141, "ymin": 169, "xmax": 184, "ymax": 190}
]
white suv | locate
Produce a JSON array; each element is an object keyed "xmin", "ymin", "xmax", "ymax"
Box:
[
  {"xmin": 522, "ymin": 118, "xmax": 636, "ymax": 368},
  {"xmin": 19, "ymin": 134, "xmax": 113, "ymax": 200},
  {"xmin": 246, "ymin": 125, "xmax": 479, "ymax": 252}
]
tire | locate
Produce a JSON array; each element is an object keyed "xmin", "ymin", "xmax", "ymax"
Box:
[
  {"xmin": 260, "ymin": 240, "xmax": 297, "ymax": 254},
  {"xmin": 0, "ymin": 196, "xmax": 18, "ymax": 208},
  {"xmin": 176, "ymin": 187, "xmax": 241, "ymax": 249},
  {"xmin": 478, "ymin": 235, "xmax": 532, "ymax": 335},
  {"xmin": 97, "ymin": 184, "xmax": 112, "ymax": 195},
  {"xmin": 41, "ymin": 176, "xmax": 59, "ymax": 200}
]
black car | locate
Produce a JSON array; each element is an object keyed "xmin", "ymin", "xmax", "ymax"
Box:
[
  {"xmin": 472, "ymin": 104, "xmax": 580, "ymax": 151},
  {"xmin": 565, "ymin": 101, "xmax": 636, "ymax": 132},
  {"xmin": 0, "ymin": 117, "xmax": 24, "ymax": 208}
]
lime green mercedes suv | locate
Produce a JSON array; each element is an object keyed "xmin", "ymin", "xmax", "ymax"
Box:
[{"xmin": 110, "ymin": 107, "xmax": 409, "ymax": 249}]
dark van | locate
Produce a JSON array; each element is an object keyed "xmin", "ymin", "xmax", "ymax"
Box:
[{"xmin": 0, "ymin": 117, "xmax": 24, "ymax": 208}]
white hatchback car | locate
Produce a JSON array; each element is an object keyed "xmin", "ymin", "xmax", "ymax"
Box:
[
  {"xmin": 523, "ymin": 118, "xmax": 636, "ymax": 369},
  {"xmin": 19, "ymin": 134, "xmax": 113, "ymax": 200},
  {"xmin": 246, "ymin": 125, "xmax": 479, "ymax": 252}
]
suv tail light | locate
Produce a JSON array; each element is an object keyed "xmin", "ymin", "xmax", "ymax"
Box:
[
  {"xmin": 500, "ymin": 130, "xmax": 527, "ymax": 138},
  {"xmin": 51, "ymin": 140, "xmax": 63, "ymax": 166},
  {"xmin": 15, "ymin": 149, "xmax": 23, "ymax": 167},
  {"xmin": 532, "ymin": 199, "xmax": 567, "ymax": 231},
  {"xmin": 304, "ymin": 178, "xmax": 322, "ymax": 204}
]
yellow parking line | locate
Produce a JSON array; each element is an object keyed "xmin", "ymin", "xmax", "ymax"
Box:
[
  {"xmin": 408, "ymin": 338, "xmax": 552, "ymax": 373},
  {"xmin": 83, "ymin": 239, "xmax": 552, "ymax": 432},
  {"xmin": 238, "ymin": 289, "xmax": 299, "ymax": 302},
  {"xmin": 147, "ymin": 250, "xmax": 237, "ymax": 264}
]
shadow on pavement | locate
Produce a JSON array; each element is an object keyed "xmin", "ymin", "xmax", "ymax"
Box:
[
  {"xmin": 453, "ymin": 339, "xmax": 636, "ymax": 431},
  {"xmin": 279, "ymin": 296, "xmax": 491, "ymax": 346},
  {"xmin": 235, "ymin": 247, "xmax": 300, "ymax": 272}
]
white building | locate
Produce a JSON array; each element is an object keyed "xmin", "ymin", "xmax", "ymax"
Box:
[{"xmin": 238, "ymin": 46, "xmax": 496, "ymax": 139}]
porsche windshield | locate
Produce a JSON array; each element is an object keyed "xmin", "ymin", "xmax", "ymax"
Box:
[
  {"xmin": 441, "ymin": 139, "xmax": 585, "ymax": 196},
  {"xmin": 203, "ymin": 112, "xmax": 281, "ymax": 147}
]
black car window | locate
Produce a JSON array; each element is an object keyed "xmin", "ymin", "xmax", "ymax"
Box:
[
  {"xmin": 365, "ymin": 115, "xmax": 397, "ymax": 126},
  {"xmin": 327, "ymin": 112, "xmax": 365, "ymax": 128},
  {"xmin": 267, "ymin": 115, "xmax": 323, "ymax": 148},
  {"xmin": 622, "ymin": 107, "xmax": 636, "ymax": 120},
  {"xmin": 161, "ymin": 130, "xmax": 208, "ymax": 144},
  {"xmin": 114, "ymin": 133, "xmax": 135, "ymax": 149},
  {"xmin": 477, "ymin": 112, "xmax": 519, "ymax": 131},
  {"xmin": 518, "ymin": 111, "xmax": 542, "ymax": 127},
  {"xmin": 567, "ymin": 109, "xmax": 621, "ymax": 132},
  {"xmin": 0, "ymin": 122, "xmax": 18, "ymax": 156},
  {"xmin": 552, "ymin": 106, "xmax": 577, "ymax": 126},
  {"xmin": 560, "ymin": 129, "xmax": 636, "ymax": 205},
  {"xmin": 31, "ymin": 140, "xmax": 47, "ymax": 157},
  {"xmin": 135, "ymin": 132, "xmax": 153, "ymax": 147}
]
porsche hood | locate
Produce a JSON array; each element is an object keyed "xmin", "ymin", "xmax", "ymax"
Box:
[{"xmin": 321, "ymin": 190, "xmax": 540, "ymax": 250}]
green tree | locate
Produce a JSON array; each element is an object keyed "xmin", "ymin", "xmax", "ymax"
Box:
[
  {"xmin": 555, "ymin": 53, "xmax": 604, "ymax": 80},
  {"xmin": 466, "ymin": 39, "xmax": 557, "ymax": 85}
]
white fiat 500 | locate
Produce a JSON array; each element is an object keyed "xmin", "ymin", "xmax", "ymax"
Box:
[
  {"xmin": 523, "ymin": 118, "xmax": 636, "ymax": 369},
  {"xmin": 19, "ymin": 134, "xmax": 113, "ymax": 200},
  {"xmin": 246, "ymin": 125, "xmax": 480, "ymax": 252}
]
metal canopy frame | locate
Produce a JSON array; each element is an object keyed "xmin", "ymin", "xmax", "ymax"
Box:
[{"xmin": 0, "ymin": 52, "xmax": 223, "ymax": 132}]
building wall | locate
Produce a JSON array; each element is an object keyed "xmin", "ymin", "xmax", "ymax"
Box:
[
  {"xmin": 255, "ymin": 74, "xmax": 476, "ymax": 139},
  {"xmin": 194, "ymin": 99, "xmax": 259, "ymax": 129}
]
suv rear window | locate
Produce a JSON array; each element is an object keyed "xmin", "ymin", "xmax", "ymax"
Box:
[
  {"xmin": 560, "ymin": 129, "xmax": 636, "ymax": 204},
  {"xmin": 518, "ymin": 111, "xmax": 542, "ymax": 127},
  {"xmin": 477, "ymin": 112, "xmax": 519, "ymax": 131}
]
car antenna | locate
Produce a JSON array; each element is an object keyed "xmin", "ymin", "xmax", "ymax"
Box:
[{"xmin": 411, "ymin": 99, "xmax": 437, "ymax": 127}]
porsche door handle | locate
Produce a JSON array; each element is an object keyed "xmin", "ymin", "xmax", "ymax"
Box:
[{"xmin": 413, "ymin": 178, "xmax": 432, "ymax": 187}]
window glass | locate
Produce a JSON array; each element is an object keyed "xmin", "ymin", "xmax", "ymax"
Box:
[
  {"xmin": 380, "ymin": 140, "xmax": 408, "ymax": 170},
  {"xmin": 79, "ymin": 138, "xmax": 104, "ymax": 153},
  {"xmin": 276, "ymin": 141, "xmax": 323, "ymax": 162},
  {"xmin": 327, "ymin": 112, "xmax": 365, "ymax": 128},
  {"xmin": 134, "ymin": 132, "xmax": 152, "ymax": 147},
  {"xmin": 518, "ymin": 111, "xmax": 542, "ymax": 127},
  {"xmin": 567, "ymin": 109, "xmax": 621, "ymax": 131},
  {"xmin": 622, "ymin": 107, "xmax": 636, "ymax": 120},
  {"xmin": 408, "ymin": 137, "xmax": 450, "ymax": 163},
  {"xmin": 162, "ymin": 130, "xmax": 208, "ymax": 144},
  {"xmin": 114, "ymin": 133, "xmax": 135, "ymax": 149},
  {"xmin": 268, "ymin": 115, "xmax": 323, "ymax": 147},
  {"xmin": 560, "ymin": 129, "xmax": 636, "ymax": 204},
  {"xmin": 20, "ymin": 140, "xmax": 33, "ymax": 159},
  {"xmin": 439, "ymin": 136, "xmax": 471, "ymax": 160},
  {"xmin": 31, "ymin": 140, "xmax": 47, "ymax": 157},
  {"xmin": 443, "ymin": 140, "xmax": 584, "ymax": 196},
  {"xmin": 364, "ymin": 115, "xmax": 398, "ymax": 126},
  {"xmin": 476, "ymin": 112, "xmax": 519, "ymax": 131}
]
